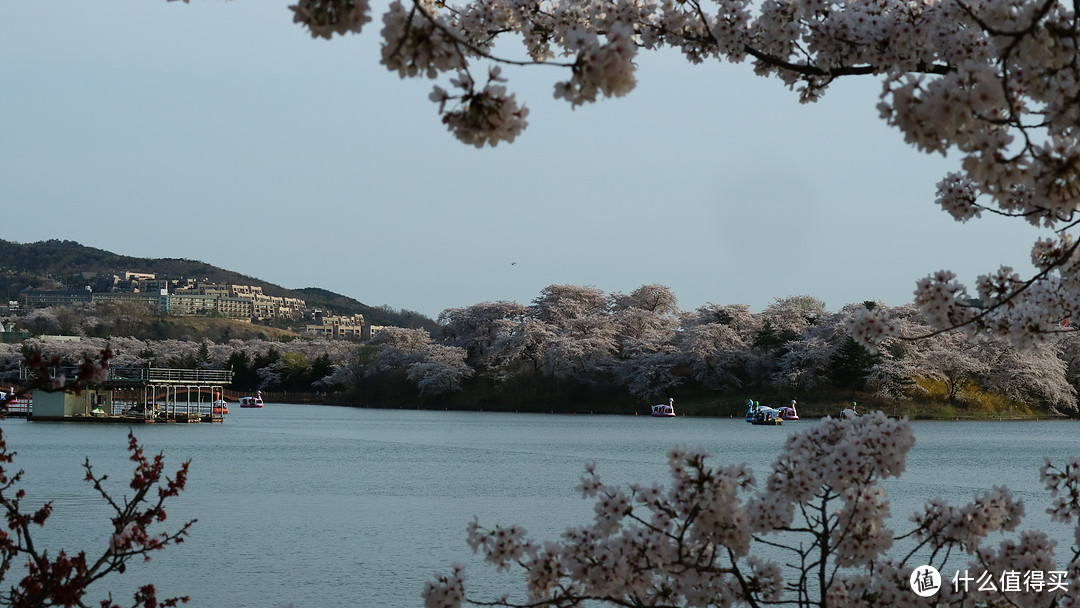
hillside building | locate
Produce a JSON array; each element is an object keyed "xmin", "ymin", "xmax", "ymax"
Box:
[
  {"xmin": 22, "ymin": 273, "xmax": 309, "ymax": 322},
  {"xmin": 305, "ymin": 311, "xmax": 369, "ymax": 340},
  {"xmin": 18, "ymin": 272, "xmax": 374, "ymax": 334}
]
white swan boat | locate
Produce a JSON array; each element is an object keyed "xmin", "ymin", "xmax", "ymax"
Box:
[
  {"xmin": 651, "ymin": 398, "xmax": 676, "ymax": 417},
  {"xmin": 777, "ymin": 400, "xmax": 800, "ymax": 420},
  {"xmin": 239, "ymin": 391, "xmax": 264, "ymax": 408}
]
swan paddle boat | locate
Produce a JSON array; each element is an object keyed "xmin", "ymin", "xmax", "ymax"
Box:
[
  {"xmin": 828, "ymin": 402, "xmax": 859, "ymax": 419},
  {"xmin": 777, "ymin": 400, "xmax": 800, "ymax": 420},
  {"xmin": 745, "ymin": 399, "xmax": 760, "ymax": 422},
  {"xmin": 651, "ymin": 398, "xmax": 676, "ymax": 417},
  {"xmin": 751, "ymin": 407, "xmax": 783, "ymax": 425},
  {"xmin": 239, "ymin": 391, "xmax": 264, "ymax": 408}
]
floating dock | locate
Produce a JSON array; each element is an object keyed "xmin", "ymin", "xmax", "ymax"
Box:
[{"xmin": 17, "ymin": 366, "xmax": 234, "ymax": 424}]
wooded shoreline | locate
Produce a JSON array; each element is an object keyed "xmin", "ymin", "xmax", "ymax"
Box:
[{"xmin": 268, "ymin": 390, "xmax": 1075, "ymax": 421}]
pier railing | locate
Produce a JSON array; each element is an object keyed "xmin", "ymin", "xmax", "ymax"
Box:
[
  {"xmin": 2, "ymin": 398, "xmax": 30, "ymax": 418},
  {"xmin": 20, "ymin": 365, "xmax": 233, "ymax": 386},
  {"xmin": 108, "ymin": 367, "xmax": 234, "ymax": 385}
]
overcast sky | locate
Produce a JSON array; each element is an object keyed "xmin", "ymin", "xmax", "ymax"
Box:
[{"xmin": 0, "ymin": 2, "xmax": 1048, "ymax": 320}]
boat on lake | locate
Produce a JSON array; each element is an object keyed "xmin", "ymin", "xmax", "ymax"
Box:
[
  {"xmin": 213, "ymin": 400, "xmax": 229, "ymax": 415},
  {"xmin": 745, "ymin": 399, "xmax": 758, "ymax": 422},
  {"xmin": 778, "ymin": 400, "xmax": 799, "ymax": 420},
  {"xmin": 124, "ymin": 404, "xmax": 157, "ymax": 417},
  {"xmin": 828, "ymin": 402, "xmax": 859, "ymax": 420},
  {"xmin": 751, "ymin": 407, "xmax": 783, "ymax": 425},
  {"xmin": 651, "ymin": 398, "xmax": 676, "ymax": 417},
  {"xmin": 0, "ymin": 387, "xmax": 28, "ymax": 413},
  {"xmin": 239, "ymin": 391, "xmax": 264, "ymax": 408}
]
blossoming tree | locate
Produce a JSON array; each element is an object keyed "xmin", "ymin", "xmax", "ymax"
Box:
[
  {"xmin": 0, "ymin": 348, "xmax": 194, "ymax": 607},
  {"xmin": 422, "ymin": 412, "xmax": 1080, "ymax": 608},
  {"xmin": 233, "ymin": 0, "xmax": 1080, "ymax": 349}
]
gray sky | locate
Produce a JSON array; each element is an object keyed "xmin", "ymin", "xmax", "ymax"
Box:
[{"xmin": 0, "ymin": 1, "xmax": 1047, "ymax": 320}]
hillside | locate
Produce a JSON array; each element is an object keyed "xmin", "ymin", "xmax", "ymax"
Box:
[{"xmin": 0, "ymin": 239, "xmax": 435, "ymax": 330}]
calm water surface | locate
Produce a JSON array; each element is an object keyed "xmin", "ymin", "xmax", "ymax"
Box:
[{"xmin": 5, "ymin": 405, "xmax": 1080, "ymax": 607}]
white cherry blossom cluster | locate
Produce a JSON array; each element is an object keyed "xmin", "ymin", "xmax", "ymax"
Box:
[
  {"xmin": 429, "ymin": 68, "xmax": 529, "ymax": 147},
  {"xmin": 896, "ymin": 233, "xmax": 1080, "ymax": 350},
  {"xmin": 912, "ymin": 269, "xmax": 981, "ymax": 334},
  {"xmin": 824, "ymin": 561, "xmax": 931, "ymax": 608},
  {"xmin": 936, "ymin": 171, "xmax": 982, "ymax": 222},
  {"xmin": 937, "ymin": 530, "xmax": 1068, "ymax": 608},
  {"xmin": 289, "ymin": 0, "xmax": 371, "ymax": 39},
  {"xmin": 1041, "ymin": 457, "xmax": 1080, "ymax": 522},
  {"xmin": 553, "ymin": 22, "xmax": 638, "ymax": 107},
  {"xmin": 1040, "ymin": 456, "xmax": 1080, "ymax": 552},
  {"xmin": 910, "ymin": 486, "xmax": 1026, "ymax": 554},
  {"xmin": 380, "ymin": 0, "xmax": 468, "ymax": 79},
  {"xmin": 763, "ymin": 411, "xmax": 914, "ymax": 504},
  {"xmin": 843, "ymin": 306, "xmax": 900, "ymax": 352},
  {"xmin": 972, "ymin": 276, "xmax": 1071, "ymax": 349},
  {"xmin": 422, "ymin": 563, "xmax": 466, "ymax": 608},
  {"xmin": 830, "ymin": 485, "xmax": 894, "ymax": 567},
  {"xmin": 466, "ymin": 519, "xmax": 530, "ymax": 571}
]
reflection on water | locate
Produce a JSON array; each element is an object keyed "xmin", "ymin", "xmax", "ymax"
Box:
[{"xmin": 5, "ymin": 407, "xmax": 1079, "ymax": 607}]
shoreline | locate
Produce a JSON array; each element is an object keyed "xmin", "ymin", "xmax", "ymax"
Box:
[{"xmin": 267, "ymin": 399, "xmax": 1078, "ymax": 422}]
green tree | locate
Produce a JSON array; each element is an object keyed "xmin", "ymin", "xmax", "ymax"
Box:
[
  {"xmin": 279, "ymin": 351, "xmax": 312, "ymax": 392},
  {"xmin": 197, "ymin": 340, "xmax": 211, "ymax": 365},
  {"xmin": 752, "ymin": 320, "xmax": 796, "ymax": 355},
  {"xmin": 309, "ymin": 352, "xmax": 334, "ymax": 387},
  {"xmin": 227, "ymin": 351, "xmax": 258, "ymax": 391},
  {"xmin": 829, "ymin": 336, "xmax": 881, "ymax": 392}
]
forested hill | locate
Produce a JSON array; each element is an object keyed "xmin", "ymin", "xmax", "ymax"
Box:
[
  {"xmin": 0, "ymin": 239, "xmax": 263, "ymax": 289},
  {"xmin": 0, "ymin": 239, "xmax": 433, "ymax": 328}
]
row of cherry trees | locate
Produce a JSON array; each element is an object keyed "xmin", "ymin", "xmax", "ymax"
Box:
[
  {"xmin": 3, "ymin": 283, "xmax": 1077, "ymax": 411},
  {"xmin": 0, "ymin": 337, "xmax": 356, "ymax": 395},
  {"xmin": 361, "ymin": 283, "xmax": 1079, "ymax": 412}
]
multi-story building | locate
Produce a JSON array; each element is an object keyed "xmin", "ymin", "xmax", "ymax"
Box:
[
  {"xmin": 169, "ymin": 293, "xmax": 222, "ymax": 316},
  {"xmin": 23, "ymin": 290, "xmax": 92, "ymax": 307},
  {"xmin": 124, "ymin": 272, "xmax": 155, "ymax": 283},
  {"xmin": 168, "ymin": 293, "xmax": 252, "ymax": 319},
  {"xmin": 91, "ymin": 291, "xmax": 171, "ymax": 313},
  {"xmin": 21, "ymin": 273, "xmax": 316, "ymax": 324},
  {"xmin": 216, "ymin": 296, "xmax": 254, "ymax": 319},
  {"xmin": 229, "ymin": 285, "xmax": 263, "ymax": 298},
  {"xmin": 305, "ymin": 311, "xmax": 369, "ymax": 340}
]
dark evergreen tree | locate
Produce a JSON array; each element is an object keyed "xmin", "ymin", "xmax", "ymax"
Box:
[
  {"xmin": 829, "ymin": 337, "xmax": 881, "ymax": 392},
  {"xmin": 227, "ymin": 351, "xmax": 259, "ymax": 391}
]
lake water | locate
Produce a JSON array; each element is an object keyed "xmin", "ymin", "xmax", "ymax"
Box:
[{"xmin": 5, "ymin": 405, "xmax": 1080, "ymax": 607}]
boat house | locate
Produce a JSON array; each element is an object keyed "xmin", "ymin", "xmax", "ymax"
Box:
[{"xmin": 23, "ymin": 366, "xmax": 234, "ymax": 423}]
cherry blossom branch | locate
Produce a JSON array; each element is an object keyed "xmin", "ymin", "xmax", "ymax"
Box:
[{"xmin": 0, "ymin": 348, "xmax": 192, "ymax": 608}]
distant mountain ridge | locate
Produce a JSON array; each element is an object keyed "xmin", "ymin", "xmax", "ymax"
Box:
[{"xmin": 0, "ymin": 239, "xmax": 434, "ymax": 329}]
